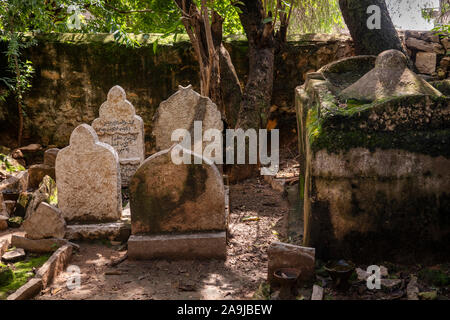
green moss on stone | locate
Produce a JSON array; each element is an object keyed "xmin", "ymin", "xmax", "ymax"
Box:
[{"xmin": 0, "ymin": 254, "xmax": 50, "ymax": 300}]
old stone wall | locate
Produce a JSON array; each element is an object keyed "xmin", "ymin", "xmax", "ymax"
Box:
[{"xmin": 0, "ymin": 32, "xmax": 448, "ymax": 151}]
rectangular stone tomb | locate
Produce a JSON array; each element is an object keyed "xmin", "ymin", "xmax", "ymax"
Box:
[{"xmin": 127, "ymin": 232, "xmax": 226, "ymax": 260}]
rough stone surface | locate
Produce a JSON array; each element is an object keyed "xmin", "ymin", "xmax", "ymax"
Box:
[
  {"xmin": 0, "ymin": 238, "xmax": 9, "ymax": 258},
  {"xmin": 11, "ymin": 235, "xmax": 77, "ymax": 253},
  {"xmin": 36, "ymin": 244, "xmax": 72, "ymax": 288},
  {"xmin": 92, "ymin": 85, "xmax": 145, "ymax": 186},
  {"xmin": 267, "ymin": 241, "xmax": 315, "ymax": 286},
  {"xmin": 0, "ymin": 170, "xmax": 28, "ymax": 193},
  {"xmin": 152, "ymin": 85, "xmax": 223, "ymax": 153},
  {"xmin": 24, "ymin": 175, "xmax": 57, "ymax": 220},
  {"xmin": 128, "ymin": 232, "xmax": 226, "ymax": 260},
  {"xmin": 28, "ymin": 164, "xmax": 55, "ymax": 190},
  {"xmin": 64, "ymin": 222, "xmax": 131, "ymax": 241},
  {"xmin": 340, "ymin": 50, "xmax": 442, "ymax": 101},
  {"xmin": 0, "ymin": 192, "xmax": 7, "ymax": 217},
  {"xmin": 23, "ymin": 202, "xmax": 66, "ymax": 240},
  {"xmin": 2, "ymin": 248, "xmax": 26, "ymax": 263},
  {"xmin": 129, "ymin": 146, "xmax": 225, "ymax": 234},
  {"xmin": 415, "ymin": 52, "xmax": 437, "ymax": 75},
  {"xmin": 407, "ymin": 275, "xmax": 420, "ymax": 300},
  {"xmin": 405, "ymin": 37, "xmax": 445, "ymax": 54},
  {"xmin": 43, "ymin": 148, "xmax": 59, "ymax": 167},
  {"xmin": 6, "ymin": 278, "xmax": 43, "ymax": 300},
  {"xmin": 56, "ymin": 124, "xmax": 122, "ymax": 223}
]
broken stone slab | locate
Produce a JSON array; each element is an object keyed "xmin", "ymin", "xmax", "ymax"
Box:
[
  {"xmin": 129, "ymin": 146, "xmax": 225, "ymax": 235},
  {"xmin": 405, "ymin": 37, "xmax": 445, "ymax": 54},
  {"xmin": 127, "ymin": 232, "xmax": 226, "ymax": 260},
  {"xmin": 340, "ymin": 49, "xmax": 442, "ymax": 102},
  {"xmin": 381, "ymin": 278, "xmax": 402, "ymax": 292},
  {"xmin": 36, "ymin": 244, "xmax": 72, "ymax": 288},
  {"xmin": 43, "ymin": 148, "xmax": 59, "ymax": 167},
  {"xmin": 0, "ymin": 170, "xmax": 28, "ymax": 193},
  {"xmin": 267, "ymin": 241, "xmax": 315, "ymax": 286},
  {"xmin": 355, "ymin": 266, "xmax": 388, "ymax": 281},
  {"xmin": 415, "ymin": 52, "xmax": 437, "ymax": 75},
  {"xmin": 64, "ymin": 222, "xmax": 131, "ymax": 241},
  {"xmin": 6, "ymin": 277, "xmax": 43, "ymax": 300},
  {"xmin": 0, "ymin": 238, "xmax": 9, "ymax": 258},
  {"xmin": 28, "ymin": 164, "xmax": 55, "ymax": 190},
  {"xmin": 56, "ymin": 124, "xmax": 122, "ymax": 223},
  {"xmin": 24, "ymin": 175, "xmax": 57, "ymax": 220},
  {"xmin": 92, "ymin": 85, "xmax": 145, "ymax": 187},
  {"xmin": 311, "ymin": 285, "xmax": 324, "ymax": 300},
  {"xmin": 2, "ymin": 248, "xmax": 26, "ymax": 263},
  {"xmin": 11, "ymin": 235, "xmax": 78, "ymax": 253},
  {"xmin": 23, "ymin": 202, "xmax": 66, "ymax": 240},
  {"xmin": 407, "ymin": 275, "xmax": 419, "ymax": 300}
]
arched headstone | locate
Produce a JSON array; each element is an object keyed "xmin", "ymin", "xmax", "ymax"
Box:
[
  {"xmin": 128, "ymin": 145, "xmax": 226, "ymax": 260},
  {"xmin": 92, "ymin": 85, "xmax": 145, "ymax": 186},
  {"xmin": 152, "ymin": 85, "xmax": 223, "ymax": 153},
  {"xmin": 56, "ymin": 124, "xmax": 122, "ymax": 222}
]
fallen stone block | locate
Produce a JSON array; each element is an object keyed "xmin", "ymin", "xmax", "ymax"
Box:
[
  {"xmin": 36, "ymin": 244, "xmax": 72, "ymax": 288},
  {"xmin": 23, "ymin": 202, "xmax": 66, "ymax": 240},
  {"xmin": 416, "ymin": 52, "xmax": 437, "ymax": 75},
  {"xmin": 43, "ymin": 148, "xmax": 59, "ymax": 167},
  {"xmin": 2, "ymin": 248, "xmax": 26, "ymax": 263},
  {"xmin": 267, "ymin": 241, "xmax": 315, "ymax": 287},
  {"xmin": 6, "ymin": 278, "xmax": 43, "ymax": 300},
  {"xmin": 0, "ymin": 171, "xmax": 28, "ymax": 193},
  {"xmin": 28, "ymin": 164, "xmax": 55, "ymax": 190},
  {"xmin": 65, "ymin": 222, "xmax": 131, "ymax": 241},
  {"xmin": 11, "ymin": 235, "xmax": 79, "ymax": 253},
  {"xmin": 128, "ymin": 232, "xmax": 227, "ymax": 260}
]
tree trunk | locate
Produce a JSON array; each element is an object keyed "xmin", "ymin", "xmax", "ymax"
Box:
[
  {"xmin": 174, "ymin": 0, "xmax": 242, "ymax": 127},
  {"xmin": 339, "ymin": 0, "xmax": 404, "ymax": 55}
]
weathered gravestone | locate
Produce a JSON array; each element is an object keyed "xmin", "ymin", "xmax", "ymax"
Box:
[
  {"xmin": 92, "ymin": 85, "xmax": 145, "ymax": 187},
  {"xmin": 56, "ymin": 124, "xmax": 122, "ymax": 223},
  {"xmin": 152, "ymin": 85, "xmax": 223, "ymax": 155},
  {"xmin": 128, "ymin": 145, "xmax": 226, "ymax": 260}
]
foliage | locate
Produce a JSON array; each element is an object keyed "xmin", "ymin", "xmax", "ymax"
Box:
[
  {"xmin": 289, "ymin": 0, "xmax": 344, "ymax": 34},
  {"xmin": 0, "ymin": 153, "xmax": 25, "ymax": 172}
]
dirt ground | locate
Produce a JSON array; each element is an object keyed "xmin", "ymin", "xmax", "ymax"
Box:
[{"xmin": 34, "ymin": 178, "xmax": 291, "ymax": 300}]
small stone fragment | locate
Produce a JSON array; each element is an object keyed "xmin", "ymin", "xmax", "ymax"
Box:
[{"xmin": 2, "ymin": 248, "xmax": 26, "ymax": 263}]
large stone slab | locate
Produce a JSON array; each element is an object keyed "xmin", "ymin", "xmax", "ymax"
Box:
[
  {"xmin": 152, "ymin": 85, "xmax": 223, "ymax": 152},
  {"xmin": 6, "ymin": 278, "xmax": 43, "ymax": 300},
  {"xmin": 128, "ymin": 232, "xmax": 226, "ymax": 260},
  {"xmin": 36, "ymin": 244, "xmax": 72, "ymax": 288},
  {"xmin": 92, "ymin": 85, "xmax": 145, "ymax": 186},
  {"xmin": 11, "ymin": 235, "xmax": 77, "ymax": 253},
  {"xmin": 23, "ymin": 202, "xmax": 66, "ymax": 240},
  {"xmin": 129, "ymin": 146, "xmax": 225, "ymax": 234},
  {"xmin": 56, "ymin": 124, "xmax": 122, "ymax": 223},
  {"xmin": 64, "ymin": 222, "xmax": 131, "ymax": 241}
]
